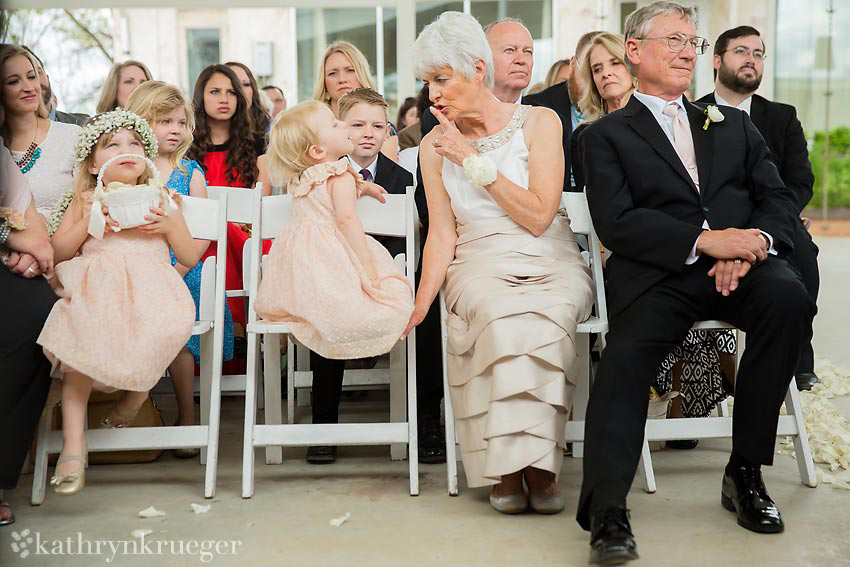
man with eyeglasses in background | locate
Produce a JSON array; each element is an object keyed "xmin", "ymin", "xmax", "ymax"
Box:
[
  {"xmin": 577, "ymin": 3, "xmax": 813, "ymax": 564},
  {"xmin": 698, "ymin": 26, "xmax": 820, "ymax": 393}
]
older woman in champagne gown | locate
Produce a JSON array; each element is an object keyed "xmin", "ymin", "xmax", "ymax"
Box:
[{"xmin": 403, "ymin": 12, "xmax": 593, "ymax": 514}]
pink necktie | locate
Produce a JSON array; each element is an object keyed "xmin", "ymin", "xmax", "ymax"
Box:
[{"xmin": 662, "ymin": 102, "xmax": 699, "ymax": 189}]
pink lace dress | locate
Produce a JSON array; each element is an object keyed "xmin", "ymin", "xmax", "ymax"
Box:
[
  {"xmin": 37, "ymin": 222, "xmax": 195, "ymax": 392},
  {"xmin": 254, "ymin": 159, "xmax": 413, "ymax": 359}
]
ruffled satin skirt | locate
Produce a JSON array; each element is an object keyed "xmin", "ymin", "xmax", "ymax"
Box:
[{"xmin": 444, "ymin": 213, "xmax": 593, "ymax": 487}]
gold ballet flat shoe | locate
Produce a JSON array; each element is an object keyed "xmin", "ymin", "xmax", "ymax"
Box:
[{"xmin": 50, "ymin": 455, "xmax": 86, "ymax": 496}]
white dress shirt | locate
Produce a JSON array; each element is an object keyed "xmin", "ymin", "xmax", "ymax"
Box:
[
  {"xmin": 713, "ymin": 92, "xmax": 753, "ymax": 115},
  {"xmin": 631, "ymin": 91, "xmax": 774, "ymax": 264},
  {"xmin": 347, "ymin": 155, "xmax": 378, "ymax": 181}
]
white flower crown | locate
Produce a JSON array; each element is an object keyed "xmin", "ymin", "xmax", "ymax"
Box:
[{"xmin": 73, "ymin": 108, "xmax": 158, "ymax": 164}]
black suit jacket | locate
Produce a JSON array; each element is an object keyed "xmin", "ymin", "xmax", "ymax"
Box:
[
  {"xmin": 522, "ymin": 81, "xmax": 574, "ymax": 192},
  {"xmin": 698, "ymin": 92, "xmax": 814, "ymax": 213},
  {"xmin": 583, "ymin": 96, "xmax": 800, "ymax": 318},
  {"xmin": 53, "ymin": 110, "xmax": 89, "ymax": 127},
  {"xmin": 371, "ymin": 152, "xmax": 413, "ymax": 258}
]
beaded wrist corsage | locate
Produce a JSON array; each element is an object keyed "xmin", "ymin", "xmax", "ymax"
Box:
[
  {"xmin": 462, "ymin": 154, "xmax": 498, "ymax": 188},
  {"xmin": 0, "ymin": 208, "xmax": 27, "ymax": 245}
]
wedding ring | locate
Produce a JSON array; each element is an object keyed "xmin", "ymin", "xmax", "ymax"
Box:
[
  {"xmin": 733, "ymin": 259, "xmax": 742, "ymax": 264},
  {"xmin": 433, "ymin": 139, "xmax": 441, "ymax": 147},
  {"xmin": 27, "ymin": 266, "xmax": 37, "ymax": 274}
]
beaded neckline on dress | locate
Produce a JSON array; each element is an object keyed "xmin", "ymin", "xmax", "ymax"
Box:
[{"xmin": 469, "ymin": 105, "xmax": 531, "ymax": 154}]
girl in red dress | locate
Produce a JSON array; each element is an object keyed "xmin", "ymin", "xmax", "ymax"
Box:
[{"xmin": 187, "ymin": 64, "xmax": 269, "ymax": 332}]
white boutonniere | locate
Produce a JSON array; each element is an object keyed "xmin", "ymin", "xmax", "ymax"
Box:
[{"xmin": 703, "ymin": 105, "xmax": 725, "ymax": 130}]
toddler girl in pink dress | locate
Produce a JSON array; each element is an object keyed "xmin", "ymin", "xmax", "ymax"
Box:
[
  {"xmin": 38, "ymin": 110, "xmax": 200, "ymax": 496},
  {"xmin": 255, "ymin": 101, "xmax": 413, "ymax": 360}
]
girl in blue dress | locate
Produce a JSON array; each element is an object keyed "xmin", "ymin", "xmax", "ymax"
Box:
[{"xmin": 126, "ymin": 82, "xmax": 234, "ymax": 457}]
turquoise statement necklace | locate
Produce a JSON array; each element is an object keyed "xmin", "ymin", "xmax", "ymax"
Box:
[{"xmin": 15, "ymin": 118, "xmax": 42, "ymax": 174}]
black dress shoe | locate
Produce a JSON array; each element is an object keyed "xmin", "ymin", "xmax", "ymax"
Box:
[
  {"xmin": 589, "ymin": 506, "xmax": 639, "ymax": 565},
  {"xmin": 306, "ymin": 445, "xmax": 337, "ymax": 464},
  {"xmin": 795, "ymin": 372, "xmax": 820, "ymax": 391},
  {"xmin": 418, "ymin": 415, "xmax": 447, "ymax": 464},
  {"xmin": 666, "ymin": 439, "xmax": 699, "ymax": 450},
  {"xmin": 721, "ymin": 464, "xmax": 784, "ymax": 533}
]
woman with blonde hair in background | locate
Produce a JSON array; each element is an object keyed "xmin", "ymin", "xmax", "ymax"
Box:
[
  {"xmin": 313, "ymin": 41, "xmax": 398, "ymax": 161},
  {"xmin": 544, "ymin": 58, "xmax": 571, "ymax": 88},
  {"xmin": 95, "ymin": 60, "xmax": 152, "ymax": 113}
]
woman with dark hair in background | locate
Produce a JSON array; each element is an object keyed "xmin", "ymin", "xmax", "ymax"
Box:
[
  {"xmin": 396, "ymin": 96, "xmax": 418, "ymax": 131},
  {"xmin": 225, "ymin": 61, "xmax": 271, "ymax": 138}
]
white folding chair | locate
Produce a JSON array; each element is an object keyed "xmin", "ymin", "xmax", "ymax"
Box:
[
  {"xmin": 241, "ymin": 186, "xmax": 420, "ymax": 498},
  {"xmin": 440, "ymin": 192, "xmax": 609, "ymax": 496},
  {"xmin": 637, "ymin": 321, "xmax": 817, "ymax": 493},
  {"xmin": 205, "ymin": 185, "xmax": 260, "ymax": 400},
  {"xmin": 31, "ymin": 194, "xmax": 229, "ymax": 504},
  {"xmin": 285, "ymin": 194, "xmax": 422, "ymax": 461}
]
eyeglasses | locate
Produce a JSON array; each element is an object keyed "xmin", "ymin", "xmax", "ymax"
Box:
[
  {"xmin": 635, "ymin": 34, "xmax": 710, "ymax": 55},
  {"xmin": 724, "ymin": 46, "xmax": 767, "ymax": 61}
]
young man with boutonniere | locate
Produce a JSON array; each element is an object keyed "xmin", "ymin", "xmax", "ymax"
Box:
[{"xmin": 577, "ymin": 2, "xmax": 814, "ymax": 565}]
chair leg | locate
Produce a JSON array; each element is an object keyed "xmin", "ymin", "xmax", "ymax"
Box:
[
  {"xmin": 439, "ymin": 292, "xmax": 458, "ymax": 496},
  {"xmin": 204, "ymin": 326, "xmax": 225, "ymax": 499},
  {"xmin": 31, "ymin": 410, "xmax": 51, "ymax": 506},
  {"xmin": 572, "ymin": 333, "xmax": 590, "ymax": 459},
  {"xmin": 287, "ymin": 338, "xmax": 295, "ymax": 424},
  {"xmin": 242, "ymin": 332, "xmax": 260, "ymax": 498},
  {"xmin": 785, "ymin": 379, "xmax": 817, "ymax": 487},
  {"xmin": 390, "ymin": 340, "xmax": 406, "ymax": 461},
  {"xmin": 199, "ymin": 331, "xmax": 213, "ymax": 465},
  {"xmin": 638, "ymin": 435, "xmax": 656, "ymax": 494},
  {"xmin": 406, "ymin": 331, "xmax": 419, "ymax": 496},
  {"xmin": 296, "ymin": 344, "xmax": 310, "ymax": 407},
  {"xmin": 263, "ymin": 335, "xmax": 283, "ymax": 465}
]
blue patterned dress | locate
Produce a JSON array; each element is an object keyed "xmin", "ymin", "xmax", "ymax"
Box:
[{"xmin": 167, "ymin": 160, "xmax": 235, "ymax": 363}]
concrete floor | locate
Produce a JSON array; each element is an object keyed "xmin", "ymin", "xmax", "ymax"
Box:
[{"xmin": 3, "ymin": 237, "xmax": 849, "ymax": 567}]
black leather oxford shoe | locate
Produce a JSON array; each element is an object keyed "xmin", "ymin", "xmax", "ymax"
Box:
[
  {"xmin": 795, "ymin": 372, "xmax": 820, "ymax": 391},
  {"xmin": 721, "ymin": 464, "xmax": 784, "ymax": 533},
  {"xmin": 589, "ymin": 506, "xmax": 639, "ymax": 565}
]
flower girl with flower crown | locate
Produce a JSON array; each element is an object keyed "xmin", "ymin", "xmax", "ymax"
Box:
[{"xmin": 37, "ymin": 110, "xmax": 200, "ymax": 496}]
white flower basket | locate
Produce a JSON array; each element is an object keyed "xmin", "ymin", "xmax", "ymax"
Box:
[{"xmin": 87, "ymin": 154, "xmax": 177, "ymax": 239}]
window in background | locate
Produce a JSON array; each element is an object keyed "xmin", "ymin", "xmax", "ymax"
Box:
[
  {"xmin": 296, "ymin": 8, "xmax": 378, "ymax": 105},
  {"xmin": 775, "ymin": 0, "xmax": 849, "ymax": 209},
  {"xmin": 619, "ymin": 2, "xmax": 637, "ymax": 34},
  {"xmin": 187, "ymin": 29, "xmax": 220, "ymax": 94}
]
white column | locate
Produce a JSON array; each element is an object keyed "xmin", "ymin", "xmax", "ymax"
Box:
[
  {"xmin": 396, "ymin": 0, "xmax": 416, "ymax": 104},
  {"xmin": 376, "ymin": 6, "xmax": 385, "ymax": 95}
]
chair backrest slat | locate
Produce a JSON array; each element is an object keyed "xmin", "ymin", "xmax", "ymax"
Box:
[
  {"xmin": 182, "ymin": 195, "xmax": 223, "ymax": 241},
  {"xmin": 560, "ymin": 192, "xmax": 591, "ymax": 236},
  {"xmin": 208, "ymin": 184, "xmax": 260, "ymax": 224}
]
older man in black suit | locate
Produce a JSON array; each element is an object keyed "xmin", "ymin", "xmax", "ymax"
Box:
[
  {"xmin": 698, "ymin": 25, "xmax": 820, "ymax": 391},
  {"xmin": 577, "ymin": 2, "xmax": 814, "ymax": 564}
]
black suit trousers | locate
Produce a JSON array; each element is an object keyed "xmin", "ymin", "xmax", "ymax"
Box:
[
  {"xmin": 788, "ymin": 222, "xmax": 820, "ymax": 374},
  {"xmin": 0, "ymin": 269, "xmax": 58, "ymax": 489},
  {"xmin": 576, "ymin": 255, "xmax": 815, "ymax": 529}
]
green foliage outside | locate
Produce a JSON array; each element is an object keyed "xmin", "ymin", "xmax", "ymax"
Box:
[{"xmin": 808, "ymin": 126, "xmax": 850, "ymax": 209}]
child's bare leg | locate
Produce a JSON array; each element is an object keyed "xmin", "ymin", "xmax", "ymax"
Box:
[
  {"xmin": 57, "ymin": 372, "xmax": 93, "ymax": 477},
  {"xmin": 169, "ymin": 348, "xmax": 196, "ymax": 426}
]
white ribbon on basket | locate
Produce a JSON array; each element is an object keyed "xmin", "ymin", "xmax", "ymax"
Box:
[{"xmin": 87, "ymin": 153, "xmax": 179, "ymax": 239}]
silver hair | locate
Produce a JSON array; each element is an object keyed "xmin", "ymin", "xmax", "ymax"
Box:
[
  {"xmin": 412, "ymin": 11, "xmax": 495, "ymax": 89},
  {"xmin": 623, "ymin": 1, "xmax": 697, "ymax": 74},
  {"xmin": 483, "ymin": 17, "xmax": 527, "ymax": 35}
]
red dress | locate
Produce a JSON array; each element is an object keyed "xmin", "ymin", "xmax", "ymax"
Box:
[{"xmin": 200, "ymin": 144, "xmax": 271, "ymax": 329}]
